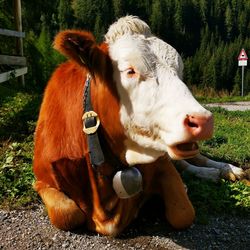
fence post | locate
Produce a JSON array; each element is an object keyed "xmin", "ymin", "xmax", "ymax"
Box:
[{"xmin": 14, "ymin": 0, "xmax": 25, "ymax": 86}]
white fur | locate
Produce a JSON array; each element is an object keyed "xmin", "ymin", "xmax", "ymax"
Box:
[
  {"xmin": 105, "ymin": 16, "xmax": 152, "ymax": 44},
  {"xmin": 148, "ymin": 37, "xmax": 184, "ymax": 79},
  {"xmin": 106, "ymin": 16, "xmax": 212, "ymax": 165}
]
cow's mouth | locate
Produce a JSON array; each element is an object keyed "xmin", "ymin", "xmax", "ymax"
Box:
[{"xmin": 167, "ymin": 142, "xmax": 199, "ymax": 160}]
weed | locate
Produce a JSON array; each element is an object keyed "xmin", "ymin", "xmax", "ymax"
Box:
[
  {"xmin": 183, "ymin": 175, "xmax": 250, "ymax": 224},
  {"xmin": 0, "ymin": 86, "xmax": 40, "ymax": 208},
  {"xmin": 0, "ymin": 141, "xmax": 38, "ymax": 207}
]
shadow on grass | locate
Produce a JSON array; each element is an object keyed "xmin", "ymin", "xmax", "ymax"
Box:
[
  {"xmin": 0, "ymin": 84, "xmax": 17, "ymax": 106},
  {"xmin": 0, "ymin": 92, "xmax": 42, "ymax": 142}
]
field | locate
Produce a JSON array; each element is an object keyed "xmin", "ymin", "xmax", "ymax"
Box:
[{"xmin": 0, "ymin": 85, "xmax": 249, "ymax": 221}]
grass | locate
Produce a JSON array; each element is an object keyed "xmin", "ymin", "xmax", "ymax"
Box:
[
  {"xmin": 0, "ymin": 85, "xmax": 249, "ymax": 221},
  {"xmin": 0, "ymin": 85, "xmax": 41, "ymax": 208},
  {"xmin": 185, "ymin": 107, "xmax": 250, "ymax": 222},
  {"xmin": 190, "ymin": 85, "xmax": 250, "ymax": 103},
  {"xmin": 200, "ymin": 107, "xmax": 250, "ymax": 165}
]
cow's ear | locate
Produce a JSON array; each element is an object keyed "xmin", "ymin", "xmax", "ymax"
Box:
[{"xmin": 54, "ymin": 30, "xmax": 96, "ymax": 69}]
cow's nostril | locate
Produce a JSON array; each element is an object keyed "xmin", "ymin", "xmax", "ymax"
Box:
[
  {"xmin": 184, "ymin": 113, "xmax": 214, "ymax": 140},
  {"xmin": 187, "ymin": 121, "xmax": 198, "ymax": 128},
  {"xmin": 185, "ymin": 115, "xmax": 199, "ymax": 128}
]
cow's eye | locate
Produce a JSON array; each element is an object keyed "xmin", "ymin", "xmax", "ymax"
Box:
[{"xmin": 126, "ymin": 68, "xmax": 136, "ymax": 77}]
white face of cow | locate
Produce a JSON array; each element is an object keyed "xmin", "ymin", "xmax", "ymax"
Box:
[{"xmin": 105, "ymin": 17, "xmax": 213, "ymax": 165}]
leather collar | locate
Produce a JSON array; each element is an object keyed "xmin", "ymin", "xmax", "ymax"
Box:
[{"xmin": 82, "ymin": 74, "xmax": 105, "ymax": 167}]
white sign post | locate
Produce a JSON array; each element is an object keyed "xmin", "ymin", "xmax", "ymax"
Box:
[{"xmin": 238, "ymin": 49, "xmax": 248, "ymax": 96}]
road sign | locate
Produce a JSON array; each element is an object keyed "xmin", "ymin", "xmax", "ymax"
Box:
[
  {"xmin": 238, "ymin": 48, "xmax": 248, "ymax": 60},
  {"xmin": 239, "ymin": 60, "xmax": 247, "ymax": 66},
  {"xmin": 238, "ymin": 49, "xmax": 248, "ymax": 66},
  {"xmin": 238, "ymin": 49, "xmax": 248, "ymax": 96}
]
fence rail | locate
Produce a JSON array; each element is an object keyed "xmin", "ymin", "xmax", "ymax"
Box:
[
  {"xmin": 0, "ymin": 67, "xmax": 27, "ymax": 84},
  {"xmin": 0, "ymin": 0, "xmax": 26, "ymax": 85},
  {"xmin": 0, "ymin": 55, "xmax": 26, "ymax": 66},
  {"xmin": 0, "ymin": 28, "xmax": 25, "ymax": 38}
]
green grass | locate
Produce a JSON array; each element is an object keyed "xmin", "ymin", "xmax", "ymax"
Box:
[
  {"xmin": 200, "ymin": 107, "xmax": 250, "ymax": 165},
  {"xmin": 0, "ymin": 85, "xmax": 41, "ymax": 208},
  {"xmin": 185, "ymin": 107, "xmax": 250, "ymax": 222},
  {"xmin": 190, "ymin": 84, "xmax": 250, "ymax": 103},
  {"xmin": 185, "ymin": 177, "xmax": 250, "ymax": 224},
  {"xmin": 0, "ymin": 86, "xmax": 249, "ymax": 220}
]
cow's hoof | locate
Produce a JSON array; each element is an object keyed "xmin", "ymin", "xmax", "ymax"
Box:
[
  {"xmin": 113, "ymin": 167, "xmax": 143, "ymax": 199},
  {"xmin": 220, "ymin": 164, "xmax": 246, "ymax": 181}
]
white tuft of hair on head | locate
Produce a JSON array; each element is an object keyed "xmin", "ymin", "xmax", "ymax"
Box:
[
  {"xmin": 105, "ymin": 16, "xmax": 152, "ymax": 44},
  {"xmin": 148, "ymin": 37, "xmax": 184, "ymax": 79}
]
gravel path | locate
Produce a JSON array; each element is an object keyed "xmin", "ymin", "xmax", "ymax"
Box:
[
  {"xmin": 205, "ymin": 101, "xmax": 250, "ymax": 111},
  {"xmin": 0, "ymin": 202, "xmax": 249, "ymax": 250}
]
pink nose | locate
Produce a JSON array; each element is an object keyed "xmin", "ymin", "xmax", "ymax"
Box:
[{"xmin": 184, "ymin": 113, "xmax": 214, "ymax": 140}]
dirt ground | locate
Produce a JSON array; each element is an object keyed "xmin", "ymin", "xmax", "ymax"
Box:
[{"xmin": 0, "ymin": 200, "xmax": 249, "ymax": 250}]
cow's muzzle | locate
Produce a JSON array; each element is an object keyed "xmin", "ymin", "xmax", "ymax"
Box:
[
  {"xmin": 167, "ymin": 112, "xmax": 213, "ymax": 160},
  {"xmin": 183, "ymin": 113, "xmax": 214, "ymax": 140}
]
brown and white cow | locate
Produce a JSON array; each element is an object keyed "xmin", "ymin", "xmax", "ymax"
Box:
[{"xmin": 33, "ymin": 16, "xmax": 245, "ymax": 236}]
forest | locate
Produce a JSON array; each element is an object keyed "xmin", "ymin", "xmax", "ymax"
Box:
[{"xmin": 0, "ymin": 0, "xmax": 250, "ymax": 94}]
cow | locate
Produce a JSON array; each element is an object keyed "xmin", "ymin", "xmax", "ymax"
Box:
[{"xmin": 33, "ymin": 16, "xmax": 245, "ymax": 236}]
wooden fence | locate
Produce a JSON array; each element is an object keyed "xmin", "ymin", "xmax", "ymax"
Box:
[{"xmin": 0, "ymin": 0, "xmax": 27, "ymax": 85}]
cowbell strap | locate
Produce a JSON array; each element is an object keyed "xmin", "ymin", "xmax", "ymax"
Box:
[{"xmin": 83, "ymin": 74, "xmax": 105, "ymax": 167}]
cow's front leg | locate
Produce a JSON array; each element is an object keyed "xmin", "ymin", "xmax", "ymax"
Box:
[
  {"xmin": 186, "ymin": 154, "xmax": 245, "ymax": 181},
  {"xmin": 158, "ymin": 158, "xmax": 195, "ymax": 229},
  {"xmin": 34, "ymin": 181, "xmax": 86, "ymax": 230},
  {"xmin": 175, "ymin": 159, "xmax": 221, "ymax": 182}
]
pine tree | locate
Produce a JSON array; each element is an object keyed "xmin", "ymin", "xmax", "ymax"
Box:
[
  {"xmin": 202, "ymin": 55, "xmax": 217, "ymax": 88},
  {"xmin": 35, "ymin": 16, "xmax": 56, "ymax": 85},
  {"xmin": 199, "ymin": 0, "xmax": 208, "ymax": 24},
  {"xmin": 112, "ymin": 0, "xmax": 124, "ymax": 18},
  {"xmin": 232, "ymin": 69, "xmax": 241, "ymax": 95},
  {"xmin": 150, "ymin": 0, "xmax": 163, "ymax": 36},
  {"xmin": 8, "ymin": 0, "xmax": 250, "ymax": 92},
  {"xmin": 72, "ymin": 0, "xmax": 112, "ymax": 40},
  {"xmin": 174, "ymin": 0, "xmax": 184, "ymax": 34},
  {"xmin": 72, "ymin": 0, "xmax": 100, "ymax": 29},
  {"xmin": 58, "ymin": 0, "xmax": 74, "ymax": 30},
  {"xmin": 225, "ymin": 4, "xmax": 233, "ymax": 40}
]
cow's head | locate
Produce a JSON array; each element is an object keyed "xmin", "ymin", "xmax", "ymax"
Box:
[{"xmin": 54, "ymin": 16, "xmax": 213, "ymax": 166}]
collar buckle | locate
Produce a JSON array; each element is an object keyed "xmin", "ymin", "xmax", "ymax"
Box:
[{"xmin": 82, "ymin": 111, "xmax": 100, "ymax": 135}]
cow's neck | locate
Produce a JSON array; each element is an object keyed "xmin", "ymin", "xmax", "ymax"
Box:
[{"xmin": 83, "ymin": 72, "xmax": 127, "ymax": 171}]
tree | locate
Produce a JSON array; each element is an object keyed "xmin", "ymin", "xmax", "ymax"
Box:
[
  {"xmin": 202, "ymin": 55, "xmax": 217, "ymax": 88},
  {"xmin": 58, "ymin": 0, "xmax": 74, "ymax": 30},
  {"xmin": 35, "ymin": 16, "xmax": 63, "ymax": 87},
  {"xmin": 199, "ymin": 0, "xmax": 208, "ymax": 24},
  {"xmin": 72, "ymin": 0, "xmax": 113, "ymax": 41},
  {"xmin": 150, "ymin": 0, "xmax": 163, "ymax": 36},
  {"xmin": 174, "ymin": 0, "xmax": 184, "ymax": 34},
  {"xmin": 112, "ymin": 0, "xmax": 125, "ymax": 18},
  {"xmin": 4, "ymin": 0, "xmax": 249, "ymax": 93},
  {"xmin": 225, "ymin": 4, "xmax": 233, "ymax": 40}
]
